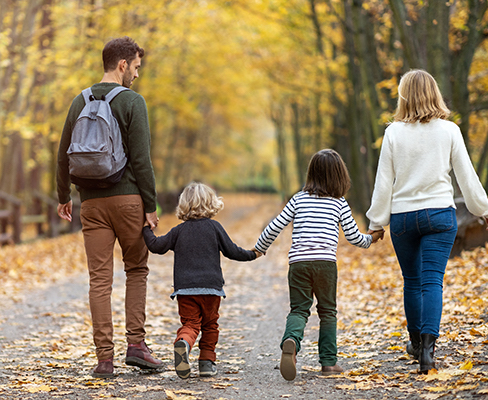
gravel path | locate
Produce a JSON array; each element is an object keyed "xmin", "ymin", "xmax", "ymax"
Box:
[{"xmin": 0, "ymin": 193, "xmax": 486, "ymax": 399}]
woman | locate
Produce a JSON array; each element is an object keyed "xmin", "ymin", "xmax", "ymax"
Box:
[{"xmin": 366, "ymin": 69, "xmax": 488, "ymax": 373}]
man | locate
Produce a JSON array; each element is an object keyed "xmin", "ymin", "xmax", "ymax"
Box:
[{"xmin": 57, "ymin": 36, "xmax": 162, "ymax": 377}]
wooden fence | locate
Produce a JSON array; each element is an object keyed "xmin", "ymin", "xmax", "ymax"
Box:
[
  {"xmin": 0, "ymin": 191, "xmax": 81, "ymax": 245},
  {"xmin": 0, "ymin": 192, "xmax": 486, "ymax": 253}
]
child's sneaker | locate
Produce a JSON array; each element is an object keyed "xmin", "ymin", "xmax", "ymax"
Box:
[
  {"xmin": 174, "ymin": 339, "xmax": 191, "ymax": 379},
  {"xmin": 198, "ymin": 360, "xmax": 217, "ymax": 377},
  {"xmin": 280, "ymin": 338, "xmax": 297, "ymax": 381}
]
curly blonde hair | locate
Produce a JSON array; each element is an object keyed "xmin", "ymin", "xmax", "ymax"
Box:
[
  {"xmin": 176, "ymin": 182, "xmax": 224, "ymax": 221},
  {"xmin": 394, "ymin": 69, "xmax": 450, "ymax": 123}
]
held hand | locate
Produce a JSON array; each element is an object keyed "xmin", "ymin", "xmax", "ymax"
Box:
[
  {"xmin": 368, "ymin": 229, "xmax": 385, "ymax": 243},
  {"xmin": 57, "ymin": 201, "xmax": 73, "ymax": 222},
  {"xmin": 145, "ymin": 211, "xmax": 159, "ymax": 230},
  {"xmin": 252, "ymin": 248, "xmax": 264, "ymax": 258}
]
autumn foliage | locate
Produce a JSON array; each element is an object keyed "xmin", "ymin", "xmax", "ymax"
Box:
[
  {"xmin": 0, "ymin": 194, "xmax": 486, "ymax": 398},
  {"xmin": 2, "ymin": 1, "xmax": 488, "ymax": 214}
]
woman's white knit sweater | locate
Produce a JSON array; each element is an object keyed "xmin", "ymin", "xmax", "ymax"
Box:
[{"xmin": 366, "ymin": 119, "xmax": 488, "ymax": 231}]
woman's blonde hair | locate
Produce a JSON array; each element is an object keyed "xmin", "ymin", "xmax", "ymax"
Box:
[
  {"xmin": 394, "ymin": 69, "xmax": 450, "ymax": 123},
  {"xmin": 176, "ymin": 182, "xmax": 224, "ymax": 221}
]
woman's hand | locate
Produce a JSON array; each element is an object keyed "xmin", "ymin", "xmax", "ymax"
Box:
[{"xmin": 368, "ymin": 229, "xmax": 385, "ymax": 243}]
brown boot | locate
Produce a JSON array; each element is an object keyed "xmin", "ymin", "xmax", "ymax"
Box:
[
  {"xmin": 92, "ymin": 358, "xmax": 114, "ymax": 378},
  {"xmin": 280, "ymin": 338, "xmax": 297, "ymax": 381},
  {"xmin": 125, "ymin": 341, "xmax": 163, "ymax": 369},
  {"xmin": 321, "ymin": 364, "xmax": 344, "ymax": 376}
]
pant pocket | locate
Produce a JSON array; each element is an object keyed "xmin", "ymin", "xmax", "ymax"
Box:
[
  {"xmin": 390, "ymin": 213, "xmax": 407, "ymax": 237},
  {"xmin": 426, "ymin": 208, "xmax": 456, "ymax": 232}
]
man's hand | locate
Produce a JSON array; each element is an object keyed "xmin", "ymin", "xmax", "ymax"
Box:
[
  {"xmin": 57, "ymin": 201, "xmax": 73, "ymax": 222},
  {"xmin": 145, "ymin": 211, "xmax": 159, "ymax": 229}
]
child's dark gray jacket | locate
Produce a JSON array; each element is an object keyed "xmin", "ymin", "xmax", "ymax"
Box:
[{"xmin": 143, "ymin": 218, "xmax": 256, "ymax": 292}]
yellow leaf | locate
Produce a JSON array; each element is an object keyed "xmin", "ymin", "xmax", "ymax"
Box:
[
  {"xmin": 165, "ymin": 390, "xmax": 178, "ymax": 400},
  {"xmin": 301, "ymin": 365, "xmax": 321, "ymax": 372},
  {"xmin": 26, "ymin": 385, "xmax": 57, "ymax": 393},
  {"xmin": 459, "ymin": 360, "xmax": 473, "ymax": 370},
  {"xmin": 425, "ymin": 386, "xmax": 450, "ymax": 392},
  {"xmin": 469, "ymin": 328, "xmax": 482, "ymax": 336},
  {"xmin": 212, "ymin": 383, "xmax": 234, "ymax": 389},
  {"xmin": 336, "ymin": 384, "xmax": 356, "ymax": 390},
  {"xmin": 420, "ymin": 394, "xmax": 448, "ymax": 399},
  {"xmin": 84, "ymin": 380, "xmax": 111, "ymax": 386},
  {"xmin": 455, "ymin": 384, "xmax": 479, "ymax": 391}
]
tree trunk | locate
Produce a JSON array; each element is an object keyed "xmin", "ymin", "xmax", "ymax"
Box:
[
  {"xmin": 290, "ymin": 100, "xmax": 307, "ymax": 185},
  {"xmin": 0, "ymin": 0, "xmax": 41, "ymax": 194},
  {"xmin": 271, "ymin": 101, "xmax": 290, "ymax": 200},
  {"xmin": 451, "ymin": 0, "xmax": 488, "ymax": 150},
  {"xmin": 426, "ymin": 0, "xmax": 451, "ymax": 99},
  {"xmin": 350, "ymin": 0, "xmax": 383, "ymax": 191},
  {"xmin": 29, "ymin": 0, "xmax": 54, "ymax": 196},
  {"xmin": 309, "ymin": 0, "xmax": 325, "ymax": 151},
  {"xmin": 388, "ymin": 0, "xmax": 425, "ymax": 69},
  {"xmin": 342, "ymin": 0, "xmax": 372, "ymax": 214}
]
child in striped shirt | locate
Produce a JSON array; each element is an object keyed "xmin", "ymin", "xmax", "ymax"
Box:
[{"xmin": 254, "ymin": 149, "xmax": 384, "ymax": 380}]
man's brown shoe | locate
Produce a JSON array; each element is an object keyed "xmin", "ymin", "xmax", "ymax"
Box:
[
  {"xmin": 321, "ymin": 364, "xmax": 344, "ymax": 376},
  {"xmin": 125, "ymin": 341, "xmax": 163, "ymax": 369},
  {"xmin": 92, "ymin": 358, "xmax": 114, "ymax": 378},
  {"xmin": 280, "ymin": 338, "xmax": 297, "ymax": 381}
]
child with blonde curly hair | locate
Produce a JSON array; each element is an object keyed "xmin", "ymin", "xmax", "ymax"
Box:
[{"xmin": 143, "ymin": 182, "xmax": 260, "ymax": 379}]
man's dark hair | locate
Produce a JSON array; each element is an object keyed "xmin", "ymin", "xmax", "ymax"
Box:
[{"xmin": 102, "ymin": 36, "xmax": 145, "ymax": 72}]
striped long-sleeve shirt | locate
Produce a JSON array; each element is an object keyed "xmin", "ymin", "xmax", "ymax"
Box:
[{"xmin": 255, "ymin": 191, "xmax": 372, "ymax": 263}]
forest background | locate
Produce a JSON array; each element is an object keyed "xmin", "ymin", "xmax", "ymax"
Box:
[{"xmin": 2, "ymin": 0, "xmax": 488, "ymax": 215}]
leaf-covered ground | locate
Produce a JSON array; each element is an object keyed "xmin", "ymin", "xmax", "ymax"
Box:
[{"xmin": 0, "ymin": 193, "xmax": 486, "ymax": 399}]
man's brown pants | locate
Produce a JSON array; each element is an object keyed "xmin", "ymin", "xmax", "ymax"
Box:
[{"xmin": 80, "ymin": 195, "xmax": 149, "ymax": 361}]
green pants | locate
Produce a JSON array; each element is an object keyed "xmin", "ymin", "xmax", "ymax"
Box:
[{"xmin": 281, "ymin": 260, "xmax": 338, "ymax": 366}]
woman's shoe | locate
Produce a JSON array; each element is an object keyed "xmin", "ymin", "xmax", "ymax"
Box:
[
  {"xmin": 419, "ymin": 333, "xmax": 437, "ymax": 374},
  {"xmin": 406, "ymin": 331, "xmax": 421, "ymax": 360}
]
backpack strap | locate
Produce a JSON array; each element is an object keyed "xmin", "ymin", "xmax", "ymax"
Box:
[
  {"xmin": 81, "ymin": 88, "xmax": 93, "ymax": 104},
  {"xmin": 104, "ymin": 86, "xmax": 131, "ymax": 103}
]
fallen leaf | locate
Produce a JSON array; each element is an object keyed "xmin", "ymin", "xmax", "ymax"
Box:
[{"xmin": 459, "ymin": 360, "xmax": 473, "ymax": 370}]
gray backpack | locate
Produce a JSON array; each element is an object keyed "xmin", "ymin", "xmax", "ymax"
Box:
[{"xmin": 67, "ymin": 86, "xmax": 129, "ymax": 189}]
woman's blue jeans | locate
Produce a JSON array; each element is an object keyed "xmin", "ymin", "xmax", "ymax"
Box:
[{"xmin": 390, "ymin": 207, "xmax": 457, "ymax": 337}]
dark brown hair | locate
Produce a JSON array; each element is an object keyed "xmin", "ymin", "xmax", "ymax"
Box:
[
  {"xmin": 102, "ymin": 36, "xmax": 145, "ymax": 72},
  {"xmin": 302, "ymin": 149, "xmax": 351, "ymax": 198}
]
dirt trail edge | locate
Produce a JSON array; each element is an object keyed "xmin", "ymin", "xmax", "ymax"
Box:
[{"xmin": 0, "ymin": 193, "xmax": 487, "ymax": 400}]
